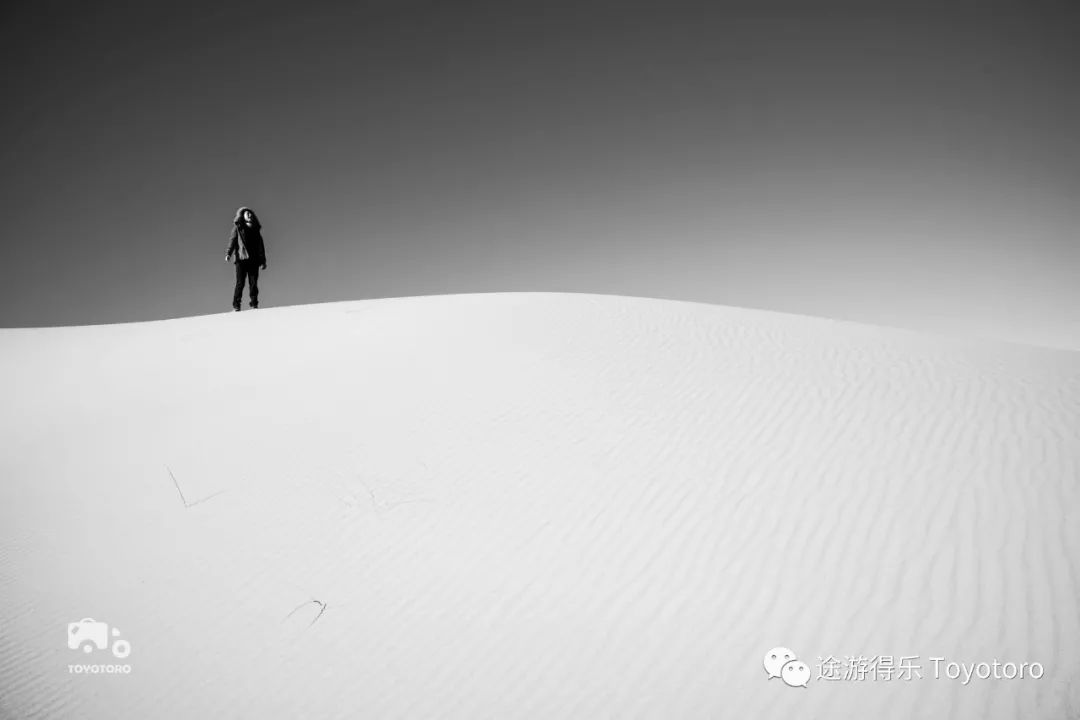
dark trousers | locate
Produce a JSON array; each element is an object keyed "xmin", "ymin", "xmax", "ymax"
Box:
[{"xmin": 233, "ymin": 259, "xmax": 260, "ymax": 308}]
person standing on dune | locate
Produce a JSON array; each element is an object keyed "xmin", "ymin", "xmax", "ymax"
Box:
[{"xmin": 226, "ymin": 206, "xmax": 268, "ymax": 311}]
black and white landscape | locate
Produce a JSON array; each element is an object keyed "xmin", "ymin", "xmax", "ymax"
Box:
[{"xmin": 1, "ymin": 2, "xmax": 1078, "ymax": 719}]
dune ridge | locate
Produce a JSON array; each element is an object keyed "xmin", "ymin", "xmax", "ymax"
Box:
[{"xmin": 1, "ymin": 292, "xmax": 1077, "ymax": 719}]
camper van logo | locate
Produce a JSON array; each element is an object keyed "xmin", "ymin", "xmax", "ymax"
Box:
[
  {"xmin": 67, "ymin": 618, "xmax": 132, "ymax": 673},
  {"xmin": 68, "ymin": 618, "xmax": 131, "ymax": 658}
]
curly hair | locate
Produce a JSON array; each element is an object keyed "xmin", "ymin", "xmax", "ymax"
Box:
[{"xmin": 233, "ymin": 206, "xmax": 262, "ymax": 229}]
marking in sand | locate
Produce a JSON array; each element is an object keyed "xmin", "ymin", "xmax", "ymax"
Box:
[
  {"xmin": 166, "ymin": 466, "xmax": 225, "ymax": 509},
  {"xmin": 283, "ymin": 599, "xmax": 328, "ymax": 629}
]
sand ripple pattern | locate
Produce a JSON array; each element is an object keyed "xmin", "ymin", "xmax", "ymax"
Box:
[{"xmin": 0, "ymin": 293, "xmax": 1077, "ymax": 719}]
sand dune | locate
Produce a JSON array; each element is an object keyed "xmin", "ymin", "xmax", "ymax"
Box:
[{"xmin": 1, "ymin": 292, "xmax": 1077, "ymax": 719}]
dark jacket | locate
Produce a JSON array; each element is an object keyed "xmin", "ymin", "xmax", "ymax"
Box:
[{"xmin": 227, "ymin": 223, "xmax": 267, "ymax": 266}]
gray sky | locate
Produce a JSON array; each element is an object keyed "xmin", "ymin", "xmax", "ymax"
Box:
[{"xmin": 1, "ymin": 1, "xmax": 1077, "ymax": 347}]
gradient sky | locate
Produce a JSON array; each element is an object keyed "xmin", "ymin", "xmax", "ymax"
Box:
[{"xmin": 1, "ymin": 1, "xmax": 1077, "ymax": 347}]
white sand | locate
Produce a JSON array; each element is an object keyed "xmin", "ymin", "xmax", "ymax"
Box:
[{"xmin": 1, "ymin": 292, "xmax": 1077, "ymax": 719}]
